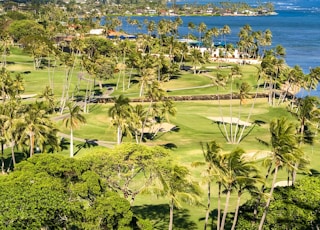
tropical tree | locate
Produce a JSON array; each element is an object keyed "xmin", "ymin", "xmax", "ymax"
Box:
[
  {"xmin": 38, "ymin": 86, "xmax": 56, "ymax": 113},
  {"xmin": 108, "ymin": 95, "xmax": 132, "ymax": 144},
  {"xmin": 87, "ymin": 143, "xmax": 170, "ymax": 206},
  {"xmin": 305, "ymin": 66, "xmax": 320, "ymax": 93},
  {"xmin": 198, "ymin": 22, "xmax": 207, "ymax": 42},
  {"xmin": 220, "ymin": 25, "xmax": 231, "ymax": 55},
  {"xmin": 151, "ymin": 163, "xmax": 202, "ymax": 230},
  {"xmin": 238, "ymin": 81, "xmax": 252, "ymax": 105},
  {"xmin": 187, "ymin": 22, "xmax": 196, "ymax": 39},
  {"xmin": 258, "ymin": 117, "xmax": 303, "ymax": 230},
  {"xmin": 140, "ymin": 81, "xmax": 167, "ymax": 143},
  {"xmin": 191, "ymin": 140, "xmax": 223, "ymax": 230},
  {"xmin": 0, "ymin": 99, "xmax": 24, "ymax": 169},
  {"xmin": 278, "ymin": 65, "xmax": 305, "ymax": 105},
  {"xmin": 20, "ymin": 103, "xmax": 57, "ymax": 158},
  {"xmin": 220, "ymin": 147, "xmax": 258, "ymax": 230},
  {"xmin": 290, "ymin": 96, "xmax": 319, "ymax": 183},
  {"xmin": 62, "ymin": 103, "xmax": 86, "ymax": 157},
  {"xmin": 260, "ymin": 46, "xmax": 287, "ymax": 106},
  {"xmin": 231, "ymin": 170, "xmax": 261, "ymax": 230},
  {"xmin": 189, "ymin": 48, "xmax": 205, "ymax": 74},
  {"xmin": 0, "ymin": 154, "xmax": 139, "ymax": 229}
]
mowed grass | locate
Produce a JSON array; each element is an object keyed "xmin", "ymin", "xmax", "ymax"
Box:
[{"xmin": 5, "ymin": 47, "xmax": 320, "ymax": 229}]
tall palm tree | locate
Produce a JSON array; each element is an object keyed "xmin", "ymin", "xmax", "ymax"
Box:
[
  {"xmin": 108, "ymin": 95, "xmax": 132, "ymax": 144},
  {"xmin": 38, "ymin": 86, "xmax": 55, "ymax": 113},
  {"xmin": 140, "ymin": 81, "xmax": 166, "ymax": 143},
  {"xmin": 220, "ymin": 147, "xmax": 257, "ymax": 230},
  {"xmin": 1, "ymin": 99, "xmax": 24, "ymax": 169},
  {"xmin": 305, "ymin": 67, "xmax": 320, "ymax": 93},
  {"xmin": 63, "ymin": 102, "xmax": 86, "ymax": 157},
  {"xmin": 152, "ymin": 163, "xmax": 202, "ymax": 230},
  {"xmin": 220, "ymin": 25, "xmax": 231, "ymax": 56},
  {"xmin": 192, "ymin": 140, "xmax": 224, "ymax": 230},
  {"xmin": 189, "ymin": 48, "xmax": 205, "ymax": 74},
  {"xmin": 198, "ymin": 22, "xmax": 207, "ymax": 42},
  {"xmin": 231, "ymin": 172, "xmax": 261, "ymax": 230},
  {"xmin": 129, "ymin": 104, "xmax": 146, "ymax": 143},
  {"xmin": 21, "ymin": 103, "xmax": 54, "ymax": 158},
  {"xmin": 278, "ymin": 65, "xmax": 304, "ymax": 105},
  {"xmin": 258, "ymin": 117, "xmax": 302, "ymax": 230},
  {"xmin": 290, "ymin": 96, "xmax": 318, "ymax": 183}
]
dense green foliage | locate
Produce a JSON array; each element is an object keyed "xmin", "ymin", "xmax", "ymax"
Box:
[
  {"xmin": 0, "ymin": 154, "xmax": 140, "ymax": 229},
  {"xmin": 237, "ymin": 176, "xmax": 320, "ymax": 229}
]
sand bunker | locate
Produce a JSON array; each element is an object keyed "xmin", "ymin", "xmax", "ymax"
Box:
[
  {"xmin": 208, "ymin": 116, "xmax": 252, "ymax": 126},
  {"xmin": 142, "ymin": 122, "xmax": 176, "ymax": 134}
]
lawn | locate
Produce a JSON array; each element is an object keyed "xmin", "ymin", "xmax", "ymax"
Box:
[{"xmin": 4, "ymin": 47, "xmax": 320, "ymax": 230}]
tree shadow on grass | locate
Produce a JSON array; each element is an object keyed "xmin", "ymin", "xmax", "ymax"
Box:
[
  {"xmin": 198, "ymin": 209, "xmax": 234, "ymax": 230},
  {"xmin": 132, "ymin": 204, "xmax": 198, "ymax": 230}
]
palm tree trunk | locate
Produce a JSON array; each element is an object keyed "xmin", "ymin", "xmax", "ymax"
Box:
[
  {"xmin": 11, "ymin": 141, "xmax": 16, "ymax": 168},
  {"xmin": 117, "ymin": 125, "xmax": 122, "ymax": 144},
  {"xmin": 218, "ymin": 93, "xmax": 231, "ymax": 142},
  {"xmin": 169, "ymin": 199, "xmax": 174, "ymax": 230},
  {"xmin": 254, "ymin": 163, "xmax": 273, "ymax": 221},
  {"xmin": 220, "ymin": 188, "xmax": 231, "ymax": 230},
  {"xmin": 70, "ymin": 127, "xmax": 74, "ymax": 157},
  {"xmin": 229, "ymin": 77, "xmax": 234, "ymax": 143},
  {"xmin": 204, "ymin": 182, "xmax": 211, "ymax": 230},
  {"xmin": 140, "ymin": 99, "xmax": 153, "ymax": 143},
  {"xmin": 231, "ymin": 192, "xmax": 242, "ymax": 230},
  {"xmin": 237, "ymin": 81, "xmax": 260, "ymax": 144},
  {"xmin": 1, "ymin": 141, "xmax": 5, "ymax": 174},
  {"xmin": 139, "ymin": 82, "xmax": 144, "ymax": 97},
  {"xmin": 29, "ymin": 133, "xmax": 34, "ymax": 158},
  {"xmin": 217, "ymin": 182, "xmax": 222, "ymax": 230},
  {"xmin": 258, "ymin": 165, "xmax": 279, "ymax": 230}
]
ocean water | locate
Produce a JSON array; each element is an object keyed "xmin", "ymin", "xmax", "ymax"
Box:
[
  {"xmin": 120, "ymin": 0, "xmax": 320, "ymax": 72},
  {"xmin": 118, "ymin": 0, "xmax": 320, "ymax": 95}
]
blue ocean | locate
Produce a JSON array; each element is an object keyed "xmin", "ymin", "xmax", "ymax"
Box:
[
  {"xmin": 119, "ymin": 0, "xmax": 320, "ymax": 95},
  {"xmin": 123, "ymin": 0, "xmax": 320, "ymax": 73}
]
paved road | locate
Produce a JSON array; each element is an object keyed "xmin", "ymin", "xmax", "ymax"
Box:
[{"xmin": 58, "ymin": 132, "xmax": 116, "ymax": 148}]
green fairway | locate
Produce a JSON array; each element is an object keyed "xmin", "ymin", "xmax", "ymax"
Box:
[{"xmin": 3, "ymin": 46, "xmax": 320, "ymax": 230}]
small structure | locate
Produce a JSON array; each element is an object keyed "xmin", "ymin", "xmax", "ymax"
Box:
[
  {"xmin": 89, "ymin": 29, "xmax": 105, "ymax": 35},
  {"xmin": 177, "ymin": 38, "xmax": 203, "ymax": 47}
]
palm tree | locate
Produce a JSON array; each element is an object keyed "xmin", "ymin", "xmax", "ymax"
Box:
[
  {"xmin": 152, "ymin": 163, "xmax": 202, "ymax": 230},
  {"xmin": 0, "ymin": 67, "xmax": 14, "ymax": 103},
  {"xmin": 278, "ymin": 65, "xmax": 304, "ymax": 105},
  {"xmin": 290, "ymin": 96, "xmax": 319, "ymax": 183},
  {"xmin": 258, "ymin": 117, "xmax": 302, "ymax": 230},
  {"xmin": 192, "ymin": 141, "xmax": 223, "ymax": 230},
  {"xmin": 198, "ymin": 22, "xmax": 207, "ymax": 42},
  {"xmin": 108, "ymin": 95, "xmax": 132, "ymax": 144},
  {"xmin": 129, "ymin": 104, "xmax": 146, "ymax": 143},
  {"xmin": 140, "ymin": 81, "xmax": 167, "ymax": 143},
  {"xmin": 189, "ymin": 48, "xmax": 205, "ymax": 74},
  {"xmin": 305, "ymin": 67, "xmax": 320, "ymax": 93},
  {"xmin": 1, "ymin": 99, "xmax": 24, "ymax": 169},
  {"xmin": 63, "ymin": 102, "xmax": 86, "ymax": 157},
  {"xmin": 231, "ymin": 172, "xmax": 261, "ymax": 230},
  {"xmin": 38, "ymin": 86, "xmax": 55, "ymax": 113},
  {"xmin": 220, "ymin": 25, "xmax": 231, "ymax": 56},
  {"xmin": 220, "ymin": 147, "xmax": 257, "ymax": 230},
  {"xmin": 188, "ymin": 22, "xmax": 196, "ymax": 39},
  {"xmin": 260, "ymin": 47, "xmax": 287, "ymax": 106},
  {"xmin": 238, "ymin": 81, "xmax": 252, "ymax": 105},
  {"xmin": 21, "ymin": 103, "xmax": 54, "ymax": 158}
]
